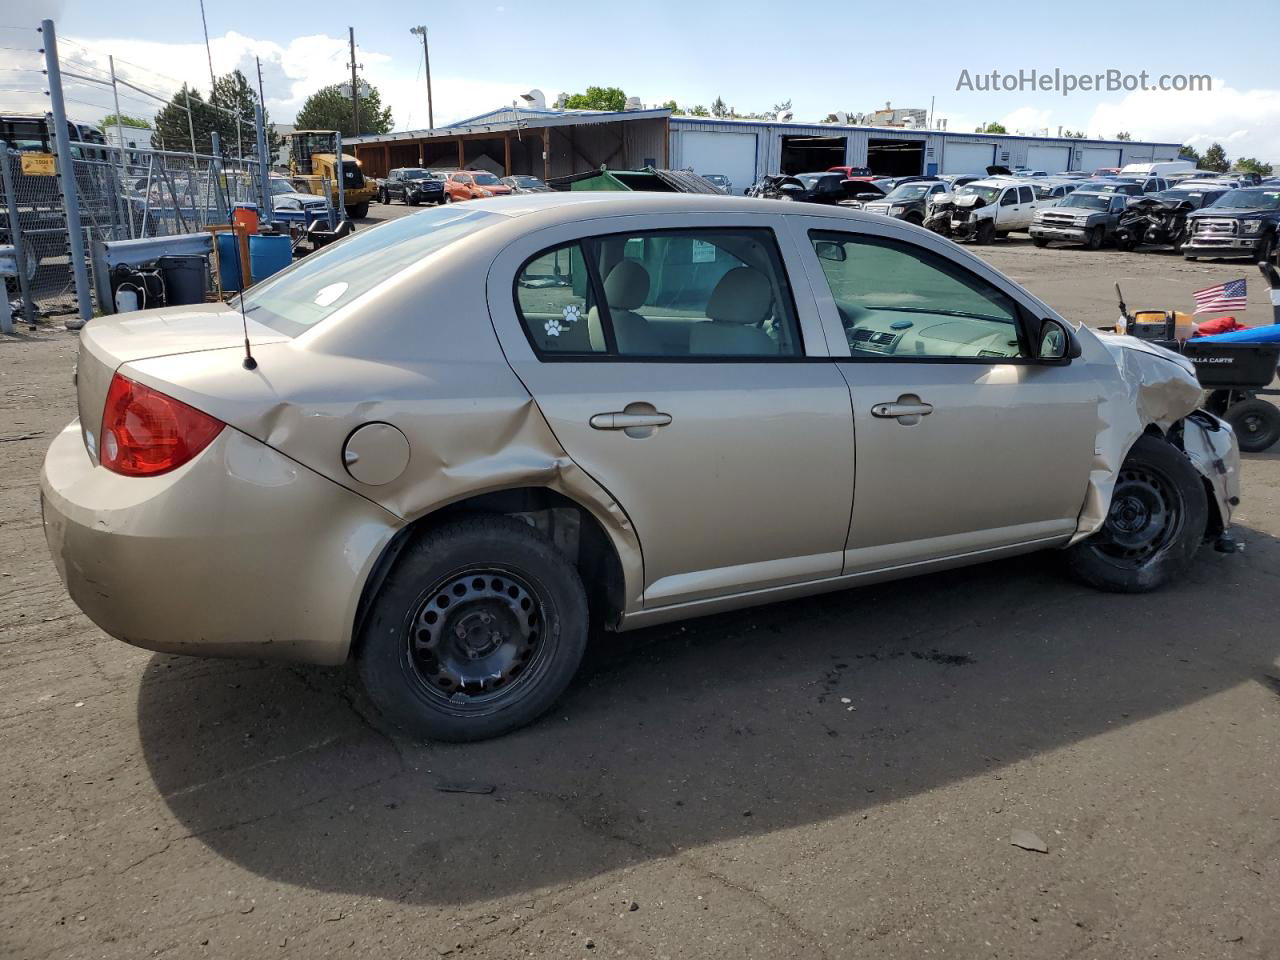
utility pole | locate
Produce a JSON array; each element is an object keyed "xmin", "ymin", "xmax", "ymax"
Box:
[
  {"xmin": 348, "ymin": 27, "xmax": 360, "ymax": 135},
  {"xmin": 199, "ymin": 0, "xmax": 216, "ymax": 97},
  {"xmin": 410, "ymin": 25, "xmax": 434, "ymax": 130}
]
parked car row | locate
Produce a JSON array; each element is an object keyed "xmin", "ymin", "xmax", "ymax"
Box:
[{"xmin": 374, "ymin": 169, "xmax": 554, "ymax": 206}]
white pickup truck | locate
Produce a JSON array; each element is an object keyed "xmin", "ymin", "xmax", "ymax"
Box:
[{"xmin": 924, "ymin": 178, "xmax": 1058, "ymax": 243}]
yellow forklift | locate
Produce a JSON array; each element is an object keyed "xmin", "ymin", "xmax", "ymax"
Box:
[{"xmin": 286, "ymin": 130, "xmax": 375, "ymax": 219}]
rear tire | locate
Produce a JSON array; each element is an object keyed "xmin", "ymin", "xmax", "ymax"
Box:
[
  {"xmin": 356, "ymin": 516, "xmax": 589, "ymax": 742},
  {"xmin": 1032, "ymin": 237, "xmax": 1050, "ymax": 248},
  {"xmin": 1224, "ymin": 398, "xmax": 1280, "ymax": 452},
  {"xmin": 1066, "ymin": 435, "xmax": 1207, "ymax": 593},
  {"xmin": 347, "ymin": 201, "xmax": 370, "ymax": 219}
]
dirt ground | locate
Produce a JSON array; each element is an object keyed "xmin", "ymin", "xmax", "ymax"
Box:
[{"xmin": 2, "ymin": 223, "xmax": 1279, "ymax": 960}]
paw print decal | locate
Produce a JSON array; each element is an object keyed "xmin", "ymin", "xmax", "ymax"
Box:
[
  {"xmin": 544, "ymin": 318, "xmax": 564, "ymax": 337},
  {"xmin": 561, "ymin": 304, "xmax": 581, "ymax": 325}
]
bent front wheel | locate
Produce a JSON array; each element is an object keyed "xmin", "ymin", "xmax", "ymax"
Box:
[{"xmin": 1066, "ymin": 436, "xmax": 1207, "ymax": 593}]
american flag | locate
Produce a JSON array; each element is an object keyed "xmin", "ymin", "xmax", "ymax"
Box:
[{"xmin": 1192, "ymin": 278, "xmax": 1248, "ymax": 315}]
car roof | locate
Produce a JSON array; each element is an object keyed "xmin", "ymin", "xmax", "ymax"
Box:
[{"xmin": 457, "ymin": 190, "xmax": 903, "ymax": 225}]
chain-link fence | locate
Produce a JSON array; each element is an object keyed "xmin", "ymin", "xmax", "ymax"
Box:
[{"xmin": 2, "ymin": 139, "xmax": 267, "ymax": 319}]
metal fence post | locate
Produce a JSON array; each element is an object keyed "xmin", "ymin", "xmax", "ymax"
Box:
[
  {"xmin": 42, "ymin": 19, "xmax": 93, "ymax": 326},
  {"xmin": 210, "ymin": 131, "xmax": 229, "ymax": 224},
  {"xmin": 253, "ymin": 101, "xmax": 272, "ymax": 220},
  {"xmin": 335, "ymin": 131, "xmax": 346, "ymax": 220},
  {"xmin": 0, "ymin": 141, "xmax": 38, "ymax": 329}
]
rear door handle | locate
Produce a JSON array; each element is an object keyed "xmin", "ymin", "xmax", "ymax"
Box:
[{"xmin": 589, "ymin": 411, "xmax": 672, "ymax": 430}]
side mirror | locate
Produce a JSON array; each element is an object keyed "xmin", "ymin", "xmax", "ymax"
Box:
[{"xmin": 1037, "ymin": 317, "xmax": 1080, "ymax": 362}]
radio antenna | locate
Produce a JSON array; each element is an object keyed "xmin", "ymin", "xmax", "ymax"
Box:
[{"xmin": 238, "ymin": 284, "xmax": 257, "ymax": 371}]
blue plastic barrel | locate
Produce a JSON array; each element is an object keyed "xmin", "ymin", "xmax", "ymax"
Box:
[
  {"xmin": 215, "ymin": 233, "xmax": 245, "ymax": 292},
  {"xmin": 249, "ymin": 234, "xmax": 292, "ymax": 284}
]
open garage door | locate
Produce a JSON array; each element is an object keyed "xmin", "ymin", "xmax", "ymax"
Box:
[
  {"xmin": 780, "ymin": 135, "xmax": 847, "ymax": 175},
  {"xmin": 942, "ymin": 142, "xmax": 995, "ymax": 174},
  {"xmin": 681, "ymin": 130, "xmax": 758, "ymax": 196},
  {"xmin": 1026, "ymin": 145, "xmax": 1070, "ymax": 172},
  {"xmin": 1080, "ymin": 146, "xmax": 1122, "ymax": 173},
  {"xmin": 867, "ymin": 138, "xmax": 925, "ymax": 176}
]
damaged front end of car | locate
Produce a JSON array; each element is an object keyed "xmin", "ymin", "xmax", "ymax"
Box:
[
  {"xmin": 1075, "ymin": 332, "xmax": 1240, "ymax": 552},
  {"xmin": 924, "ymin": 193, "xmax": 985, "ymax": 241}
]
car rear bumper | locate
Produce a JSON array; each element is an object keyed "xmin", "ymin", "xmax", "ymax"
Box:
[{"xmin": 40, "ymin": 420, "xmax": 401, "ymax": 665}]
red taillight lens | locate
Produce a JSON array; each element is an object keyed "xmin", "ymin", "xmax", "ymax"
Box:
[{"xmin": 99, "ymin": 374, "xmax": 224, "ymax": 477}]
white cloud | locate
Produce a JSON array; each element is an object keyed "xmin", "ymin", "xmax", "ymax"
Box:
[
  {"xmin": 0, "ymin": 28, "xmax": 539, "ymax": 133},
  {"xmin": 1088, "ymin": 82, "xmax": 1280, "ymax": 160},
  {"xmin": 998, "ymin": 106, "xmax": 1053, "ymax": 137}
]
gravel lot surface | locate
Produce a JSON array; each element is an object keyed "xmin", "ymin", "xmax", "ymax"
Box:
[{"xmin": 2, "ymin": 212, "xmax": 1278, "ymax": 959}]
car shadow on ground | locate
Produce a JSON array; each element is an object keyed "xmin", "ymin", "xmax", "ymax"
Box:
[{"xmin": 137, "ymin": 534, "xmax": 1279, "ymax": 906}]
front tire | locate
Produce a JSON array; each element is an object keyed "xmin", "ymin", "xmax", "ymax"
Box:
[
  {"xmin": 347, "ymin": 201, "xmax": 370, "ymax": 219},
  {"xmin": 1066, "ymin": 435, "xmax": 1207, "ymax": 593},
  {"xmin": 356, "ymin": 516, "xmax": 589, "ymax": 742},
  {"xmin": 1032, "ymin": 237, "xmax": 1050, "ymax": 248},
  {"xmin": 1085, "ymin": 225, "xmax": 1105, "ymax": 250},
  {"xmin": 974, "ymin": 220, "xmax": 996, "ymax": 245}
]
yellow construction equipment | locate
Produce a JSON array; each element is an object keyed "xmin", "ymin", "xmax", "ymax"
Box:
[{"xmin": 286, "ymin": 130, "xmax": 375, "ymax": 218}]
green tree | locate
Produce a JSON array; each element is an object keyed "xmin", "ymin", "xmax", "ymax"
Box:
[
  {"xmin": 562, "ymin": 86, "xmax": 627, "ymax": 112},
  {"xmin": 1115, "ymin": 131, "xmax": 1132, "ymax": 141},
  {"xmin": 1061, "ymin": 128, "xmax": 1085, "ymax": 139},
  {"xmin": 772, "ymin": 99, "xmax": 792, "ymax": 115},
  {"xmin": 101, "ymin": 113, "xmax": 150, "ymax": 129},
  {"xmin": 1178, "ymin": 144, "xmax": 1201, "ymax": 164},
  {"xmin": 975, "ymin": 121, "xmax": 1008, "ymax": 134},
  {"xmin": 211, "ymin": 69, "xmax": 279, "ymax": 159},
  {"xmin": 660, "ymin": 99, "xmax": 679, "ymax": 114},
  {"xmin": 1201, "ymin": 142, "xmax": 1229, "ymax": 172},
  {"xmin": 295, "ymin": 82, "xmax": 394, "ymax": 137},
  {"xmin": 152, "ymin": 84, "xmax": 218, "ymax": 154},
  {"xmin": 1234, "ymin": 157, "xmax": 1274, "ymax": 177},
  {"xmin": 710, "ymin": 96, "xmax": 730, "ymax": 118},
  {"xmin": 686, "ymin": 104, "xmax": 710, "ymax": 117}
]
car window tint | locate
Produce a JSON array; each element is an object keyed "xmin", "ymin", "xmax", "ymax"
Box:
[
  {"xmin": 1019, "ymin": 186, "xmax": 1034, "ymax": 203},
  {"xmin": 808, "ymin": 230, "xmax": 1024, "ymax": 361},
  {"xmin": 1000, "ymin": 190, "xmax": 1017, "ymax": 206},
  {"xmin": 515, "ymin": 242, "xmax": 602, "ymax": 354},
  {"xmin": 515, "ymin": 229, "xmax": 803, "ymax": 359}
]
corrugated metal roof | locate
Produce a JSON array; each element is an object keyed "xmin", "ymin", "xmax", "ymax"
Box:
[{"xmin": 348, "ymin": 107, "xmax": 672, "ymax": 146}]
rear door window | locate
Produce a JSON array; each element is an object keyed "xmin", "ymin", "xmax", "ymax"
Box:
[{"xmin": 514, "ymin": 228, "xmax": 803, "ymax": 359}]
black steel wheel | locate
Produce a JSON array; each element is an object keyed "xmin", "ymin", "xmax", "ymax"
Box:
[
  {"xmin": 1086, "ymin": 225, "xmax": 1105, "ymax": 250},
  {"xmin": 1224, "ymin": 398, "xmax": 1280, "ymax": 452},
  {"xmin": 357, "ymin": 516, "xmax": 588, "ymax": 741},
  {"xmin": 1066, "ymin": 436, "xmax": 1207, "ymax": 593}
]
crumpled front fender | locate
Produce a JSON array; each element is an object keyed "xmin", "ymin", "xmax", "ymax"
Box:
[{"xmin": 1071, "ymin": 332, "xmax": 1231, "ymax": 543}]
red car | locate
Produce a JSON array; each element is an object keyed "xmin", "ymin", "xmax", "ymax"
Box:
[
  {"xmin": 441, "ymin": 170, "xmax": 513, "ymax": 202},
  {"xmin": 827, "ymin": 165, "xmax": 874, "ymax": 178}
]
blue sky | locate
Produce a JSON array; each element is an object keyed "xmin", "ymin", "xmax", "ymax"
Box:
[{"xmin": 8, "ymin": 0, "xmax": 1280, "ymax": 158}]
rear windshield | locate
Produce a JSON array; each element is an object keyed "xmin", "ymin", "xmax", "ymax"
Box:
[{"xmin": 236, "ymin": 206, "xmax": 501, "ymax": 337}]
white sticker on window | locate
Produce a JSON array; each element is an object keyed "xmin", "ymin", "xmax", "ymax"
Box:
[
  {"xmin": 561, "ymin": 304, "xmax": 581, "ymax": 324},
  {"xmin": 313, "ymin": 282, "xmax": 348, "ymax": 307},
  {"xmin": 544, "ymin": 318, "xmax": 564, "ymax": 337},
  {"xmin": 692, "ymin": 240, "xmax": 716, "ymax": 263}
]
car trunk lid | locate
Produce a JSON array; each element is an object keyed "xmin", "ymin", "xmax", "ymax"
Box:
[{"xmin": 75, "ymin": 304, "xmax": 289, "ymax": 464}]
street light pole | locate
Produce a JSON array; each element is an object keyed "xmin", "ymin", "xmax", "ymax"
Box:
[{"xmin": 409, "ymin": 26, "xmax": 434, "ymax": 130}]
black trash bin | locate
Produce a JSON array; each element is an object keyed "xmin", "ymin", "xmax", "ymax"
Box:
[{"xmin": 156, "ymin": 255, "xmax": 209, "ymax": 306}]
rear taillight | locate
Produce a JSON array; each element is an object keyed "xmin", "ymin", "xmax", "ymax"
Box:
[{"xmin": 99, "ymin": 373, "xmax": 224, "ymax": 477}]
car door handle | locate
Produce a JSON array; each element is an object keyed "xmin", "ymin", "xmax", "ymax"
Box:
[
  {"xmin": 589, "ymin": 411, "xmax": 673, "ymax": 430},
  {"xmin": 871, "ymin": 401, "xmax": 932, "ymax": 418}
]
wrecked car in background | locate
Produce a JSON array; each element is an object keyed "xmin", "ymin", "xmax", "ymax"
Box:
[
  {"xmin": 859, "ymin": 180, "xmax": 950, "ymax": 225},
  {"xmin": 1115, "ymin": 187, "xmax": 1230, "ymax": 251},
  {"xmin": 41, "ymin": 194, "xmax": 1239, "ymax": 743},
  {"xmin": 924, "ymin": 179, "xmax": 1051, "ymax": 243},
  {"xmin": 1031, "ymin": 191, "xmax": 1129, "ymax": 249},
  {"xmin": 1183, "ymin": 187, "xmax": 1280, "ymax": 262}
]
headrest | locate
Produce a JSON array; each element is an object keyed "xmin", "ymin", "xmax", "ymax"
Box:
[
  {"xmin": 603, "ymin": 260, "xmax": 649, "ymax": 311},
  {"xmin": 706, "ymin": 267, "xmax": 772, "ymax": 325}
]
